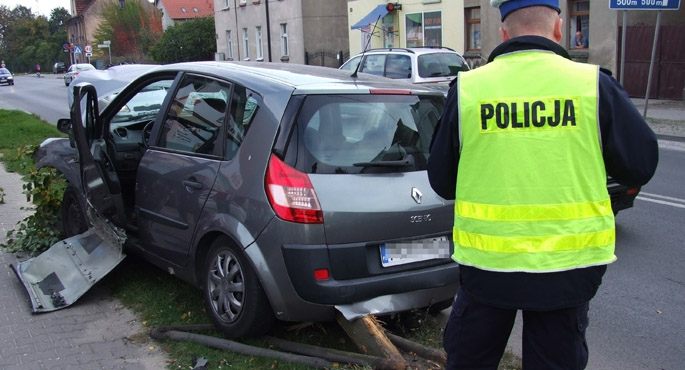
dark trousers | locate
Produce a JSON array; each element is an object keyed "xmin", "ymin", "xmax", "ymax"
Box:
[{"xmin": 443, "ymin": 288, "xmax": 590, "ymax": 370}]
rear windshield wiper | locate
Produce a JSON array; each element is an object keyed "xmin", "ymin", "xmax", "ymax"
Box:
[
  {"xmin": 354, "ymin": 144, "xmax": 417, "ymax": 168},
  {"xmin": 353, "ymin": 158, "xmax": 412, "ymax": 168}
]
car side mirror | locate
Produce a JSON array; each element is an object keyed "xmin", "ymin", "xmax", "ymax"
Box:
[
  {"xmin": 57, "ymin": 118, "xmax": 77, "ymax": 148},
  {"xmin": 57, "ymin": 118, "xmax": 72, "ymax": 134}
]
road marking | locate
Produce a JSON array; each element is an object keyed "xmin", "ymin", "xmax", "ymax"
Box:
[{"xmin": 637, "ymin": 192, "xmax": 685, "ymax": 209}]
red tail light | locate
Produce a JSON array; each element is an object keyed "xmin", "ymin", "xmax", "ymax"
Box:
[
  {"xmin": 626, "ymin": 187, "xmax": 639, "ymax": 195},
  {"xmin": 265, "ymin": 154, "xmax": 323, "ymax": 224},
  {"xmin": 313, "ymin": 269, "xmax": 330, "ymax": 280}
]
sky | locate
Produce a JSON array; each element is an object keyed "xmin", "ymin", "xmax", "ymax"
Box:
[{"xmin": 0, "ymin": 0, "xmax": 72, "ymax": 17}]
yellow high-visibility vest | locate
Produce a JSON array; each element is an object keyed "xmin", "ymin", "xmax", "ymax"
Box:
[{"xmin": 454, "ymin": 50, "xmax": 616, "ymax": 272}]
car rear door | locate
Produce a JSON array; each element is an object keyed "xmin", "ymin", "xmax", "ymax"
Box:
[{"xmin": 11, "ymin": 84, "xmax": 128, "ymax": 312}]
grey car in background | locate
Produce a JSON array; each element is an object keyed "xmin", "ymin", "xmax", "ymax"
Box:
[{"xmin": 23, "ymin": 62, "xmax": 458, "ymax": 339}]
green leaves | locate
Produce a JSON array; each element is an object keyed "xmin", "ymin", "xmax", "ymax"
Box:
[
  {"xmin": 0, "ymin": 4, "xmax": 69, "ymax": 74},
  {"xmin": 93, "ymin": 0, "xmax": 163, "ymax": 62},
  {"xmin": 149, "ymin": 16, "xmax": 216, "ymax": 64},
  {"xmin": 2, "ymin": 167, "xmax": 67, "ymax": 256}
]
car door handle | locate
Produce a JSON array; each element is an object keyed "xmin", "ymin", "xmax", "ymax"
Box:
[{"xmin": 183, "ymin": 179, "xmax": 203, "ymax": 191}]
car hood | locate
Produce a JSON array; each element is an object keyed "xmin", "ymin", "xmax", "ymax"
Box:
[{"xmin": 67, "ymin": 64, "xmax": 160, "ymax": 108}]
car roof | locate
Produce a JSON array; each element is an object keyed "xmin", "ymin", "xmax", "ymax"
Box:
[
  {"xmin": 148, "ymin": 61, "xmax": 446, "ymax": 96},
  {"xmin": 353, "ymin": 47, "xmax": 460, "ymax": 56}
]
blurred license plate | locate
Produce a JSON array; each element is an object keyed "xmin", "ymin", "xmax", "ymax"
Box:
[{"xmin": 380, "ymin": 236, "xmax": 451, "ymax": 267}]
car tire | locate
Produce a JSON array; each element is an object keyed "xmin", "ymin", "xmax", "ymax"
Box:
[
  {"xmin": 203, "ymin": 236, "xmax": 275, "ymax": 338},
  {"xmin": 61, "ymin": 185, "xmax": 89, "ymax": 237}
]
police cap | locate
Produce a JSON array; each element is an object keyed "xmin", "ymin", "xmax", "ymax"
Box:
[{"xmin": 491, "ymin": 0, "xmax": 561, "ymax": 21}]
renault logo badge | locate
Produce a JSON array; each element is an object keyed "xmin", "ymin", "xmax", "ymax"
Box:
[{"xmin": 411, "ymin": 187, "xmax": 422, "ymax": 204}]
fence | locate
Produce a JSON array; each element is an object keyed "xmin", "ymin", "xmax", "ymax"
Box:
[{"xmin": 305, "ymin": 50, "xmax": 350, "ymax": 68}]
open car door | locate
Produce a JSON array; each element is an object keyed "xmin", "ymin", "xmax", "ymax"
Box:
[{"xmin": 11, "ymin": 83, "xmax": 128, "ymax": 313}]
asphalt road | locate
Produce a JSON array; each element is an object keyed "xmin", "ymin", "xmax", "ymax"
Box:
[
  {"xmin": 0, "ymin": 74, "xmax": 70, "ymax": 125},
  {"xmin": 2, "ymin": 73, "xmax": 684, "ymax": 369}
]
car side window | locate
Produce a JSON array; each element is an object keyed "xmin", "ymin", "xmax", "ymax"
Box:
[
  {"xmin": 111, "ymin": 79, "xmax": 173, "ymax": 125},
  {"xmin": 224, "ymin": 85, "xmax": 259, "ymax": 160},
  {"xmin": 340, "ymin": 55, "xmax": 361, "ymax": 72},
  {"xmin": 361, "ymin": 54, "xmax": 386, "ymax": 76},
  {"xmin": 385, "ymin": 54, "xmax": 412, "ymax": 79},
  {"xmin": 159, "ymin": 75, "xmax": 231, "ymax": 157}
]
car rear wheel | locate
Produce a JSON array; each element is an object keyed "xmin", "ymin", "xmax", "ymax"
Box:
[
  {"xmin": 203, "ymin": 236, "xmax": 275, "ymax": 338},
  {"xmin": 61, "ymin": 185, "xmax": 89, "ymax": 237}
]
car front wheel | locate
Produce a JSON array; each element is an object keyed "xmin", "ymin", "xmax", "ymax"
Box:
[
  {"xmin": 61, "ymin": 185, "xmax": 89, "ymax": 237},
  {"xmin": 203, "ymin": 236, "xmax": 275, "ymax": 338}
]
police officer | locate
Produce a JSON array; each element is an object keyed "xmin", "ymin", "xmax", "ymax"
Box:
[{"xmin": 427, "ymin": 0, "xmax": 659, "ymax": 369}]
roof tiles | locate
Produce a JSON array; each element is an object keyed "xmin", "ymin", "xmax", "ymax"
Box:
[{"xmin": 159, "ymin": 0, "xmax": 214, "ymax": 20}]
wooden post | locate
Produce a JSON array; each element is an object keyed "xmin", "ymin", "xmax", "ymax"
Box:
[{"xmin": 335, "ymin": 312, "xmax": 408, "ymax": 368}]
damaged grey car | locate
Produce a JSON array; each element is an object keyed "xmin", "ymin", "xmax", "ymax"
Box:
[{"xmin": 15, "ymin": 62, "xmax": 459, "ymax": 338}]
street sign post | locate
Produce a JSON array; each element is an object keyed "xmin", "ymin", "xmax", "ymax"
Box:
[{"xmin": 610, "ymin": 0, "xmax": 679, "ymax": 117}]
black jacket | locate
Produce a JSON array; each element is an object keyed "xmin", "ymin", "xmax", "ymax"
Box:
[{"xmin": 427, "ymin": 36, "xmax": 659, "ymax": 310}]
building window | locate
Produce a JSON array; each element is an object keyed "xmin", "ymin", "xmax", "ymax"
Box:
[
  {"xmin": 382, "ymin": 14, "xmax": 395, "ymax": 48},
  {"xmin": 405, "ymin": 11, "xmax": 442, "ymax": 47},
  {"xmin": 256, "ymin": 26, "xmax": 263, "ymax": 60},
  {"xmin": 280, "ymin": 23, "xmax": 289, "ymax": 56},
  {"xmin": 465, "ymin": 7, "xmax": 481, "ymax": 51},
  {"xmin": 223, "ymin": 0, "xmax": 229, "ymax": 8},
  {"xmin": 569, "ymin": 0, "xmax": 589, "ymax": 49},
  {"xmin": 226, "ymin": 30, "xmax": 233, "ymax": 60},
  {"xmin": 242, "ymin": 28, "xmax": 249, "ymax": 60}
]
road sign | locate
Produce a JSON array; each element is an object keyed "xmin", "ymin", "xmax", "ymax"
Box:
[
  {"xmin": 610, "ymin": 0, "xmax": 680, "ymax": 10},
  {"xmin": 74, "ymin": 46, "xmax": 82, "ymax": 55},
  {"xmin": 85, "ymin": 45, "xmax": 92, "ymax": 53},
  {"xmin": 98, "ymin": 44, "xmax": 109, "ymax": 48},
  {"xmin": 85, "ymin": 52, "xmax": 93, "ymax": 57}
]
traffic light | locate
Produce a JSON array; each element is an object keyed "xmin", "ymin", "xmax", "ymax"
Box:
[{"xmin": 386, "ymin": 2, "xmax": 402, "ymax": 11}]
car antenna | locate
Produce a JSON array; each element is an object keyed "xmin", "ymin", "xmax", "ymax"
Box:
[{"xmin": 351, "ymin": 15, "xmax": 382, "ymax": 78}]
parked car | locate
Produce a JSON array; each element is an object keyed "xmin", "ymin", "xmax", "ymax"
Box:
[
  {"xmin": 53, "ymin": 62, "xmax": 67, "ymax": 74},
  {"xmin": 23, "ymin": 62, "xmax": 459, "ymax": 339},
  {"xmin": 63, "ymin": 63, "xmax": 96, "ymax": 86},
  {"xmin": 0, "ymin": 68, "xmax": 14, "ymax": 85},
  {"xmin": 340, "ymin": 47, "xmax": 470, "ymax": 90}
]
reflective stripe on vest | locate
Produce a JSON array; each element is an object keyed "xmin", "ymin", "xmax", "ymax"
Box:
[{"xmin": 454, "ymin": 50, "xmax": 616, "ymax": 273}]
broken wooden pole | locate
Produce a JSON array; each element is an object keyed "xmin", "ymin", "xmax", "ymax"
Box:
[
  {"xmin": 385, "ymin": 331, "xmax": 447, "ymax": 365},
  {"xmin": 335, "ymin": 312, "xmax": 408, "ymax": 368}
]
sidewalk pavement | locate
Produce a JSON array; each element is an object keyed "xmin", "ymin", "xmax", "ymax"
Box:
[
  {"xmin": 0, "ymin": 175, "xmax": 167, "ymax": 367},
  {"xmin": 0, "ymin": 99, "xmax": 683, "ymax": 369}
]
